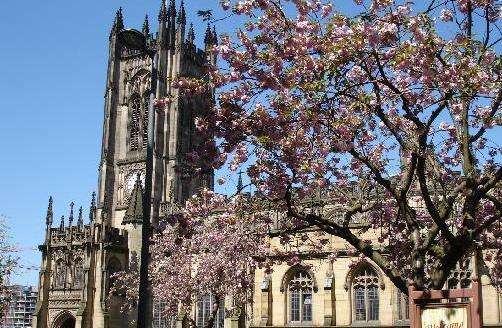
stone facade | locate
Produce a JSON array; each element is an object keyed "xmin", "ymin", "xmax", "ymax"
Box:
[{"xmin": 31, "ymin": 1, "xmax": 502, "ymax": 328}]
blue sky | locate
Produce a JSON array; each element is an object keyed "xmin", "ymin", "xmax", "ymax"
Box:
[{"xmin": 0, "ymin": 0, "xmax": 231, "ymax": 286}]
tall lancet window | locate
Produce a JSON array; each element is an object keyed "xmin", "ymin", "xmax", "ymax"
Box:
[
  {"xmin": 129, "ymin": 95, "xmax": 142, "ymax": 151},
  {"xmin": 142, "ymin": 92, "xmax": 150, "ymax": 148}
]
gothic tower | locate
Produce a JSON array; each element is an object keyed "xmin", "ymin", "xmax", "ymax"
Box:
[{"xmin": 32, "ymin": 2, "xmax": 216, "ymax": 327}]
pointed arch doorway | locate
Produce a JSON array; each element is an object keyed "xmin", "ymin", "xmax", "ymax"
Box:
[{"xmin": 52, "ymin": 311, "xmax": 76, "ymax": 328}]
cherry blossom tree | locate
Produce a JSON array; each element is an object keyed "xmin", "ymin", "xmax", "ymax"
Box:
[{"xmin": 115, "ymin": 0, "xmax": 501, "ymax": 326}]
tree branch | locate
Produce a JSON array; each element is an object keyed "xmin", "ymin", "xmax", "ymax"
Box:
[{"xmin": 470, "ymin": 88, "xmax": 502, "ymax": 143}]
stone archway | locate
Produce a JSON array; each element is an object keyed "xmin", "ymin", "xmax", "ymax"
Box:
[{"xmin": 52, "ymin": 311, "xmax": 76, "ymax": 328}]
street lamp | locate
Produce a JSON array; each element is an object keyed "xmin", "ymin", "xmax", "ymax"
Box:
[{"xmin": 118, "ymin": 28, "xmax": 158, "ymax": 328}]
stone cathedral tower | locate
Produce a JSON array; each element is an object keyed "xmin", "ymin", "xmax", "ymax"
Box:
[{"xmin": 32, "ymin": 1, "xmax": 216, "ymax": 327}]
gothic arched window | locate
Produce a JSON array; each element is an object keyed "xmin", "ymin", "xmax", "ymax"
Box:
[
  {"xmin": 288, "ymin": 270, "xmax": 313, "ymax": 323},
  {"xmin": 352, "ymin": 266, "xmax": 379, "ymax": 322},
  {"xmin": 73, "ymin": 258, "xmax": 84, "ymax": 288},
  {"xmin": 129, "ymin": 95, "xmax": 142, "ymax": 151},
  {"xmin": 196, "ymin": 294, "xmax": 224, "ymax": 328}
]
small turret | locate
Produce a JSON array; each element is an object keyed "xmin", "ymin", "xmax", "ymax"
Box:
[
  {"xmin": 77, "ymin": 206, "xmax": 84, "ymax": 229},
  {"xmin": 46, "ymin": 196, "xmax": 53, "ymax": 227},
  {"xmin": 122, "ymin": 174, "xmax": 145, "ymax": 225},
  {"xmin": 142, "ymin": 14, "xmax": 150, "ymax": 37},
  {"xmin": 68, "ymin": 202, "xmax": 75, "ymax": 227},
  {"xmin": 89, "ymin": 192, "xmax": 96, "ymax": 222}
]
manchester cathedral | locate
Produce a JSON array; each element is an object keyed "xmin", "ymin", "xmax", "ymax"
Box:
[{"xmin": 31, "ymin": 1, "xmax": 502, "ymax": 328}]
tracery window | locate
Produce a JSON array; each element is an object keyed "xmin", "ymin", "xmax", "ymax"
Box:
[
  {"xmin": 73, "ymin": 258, "xmax": 84, "ymax": 288},
  {"xmin": 288, "ymin": 270, "xmax": 313, "ymax": 323},
  {"xmin": 352, "ymin": 266, "xmax": 379, "ymax": 322},
  {"xmin": 396, "ymin": 290, "xmax": 409, "ymax": 321},
  {"xmin": 196, "ymin": 294, "xmax": 224, "ymax": 328},
  {"xmin": 129, "ymin": 96, "xmax": 142, "ymax": 151}
]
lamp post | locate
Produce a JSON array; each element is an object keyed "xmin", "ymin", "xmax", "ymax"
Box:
[{"xmin": 118, "ymin": 28, "xmax": 157, "ymax": 328}]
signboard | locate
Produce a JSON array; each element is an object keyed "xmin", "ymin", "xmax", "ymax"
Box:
[
  {"xmin": 421, "ymin": 305, "xmax": 469, "ymax": 328},
  {"xmin": 409, "ymin": 279, "xmax": 482, "ymax": 328}
]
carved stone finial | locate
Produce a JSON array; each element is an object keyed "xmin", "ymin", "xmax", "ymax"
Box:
[
  {"xmin": 177, "ymin": 0, "xmax": 186, "ymax": 25},
  {"xmin": 89, "ymin": 192, "xmax": 96, "ymax": 222},
  {"xmin": 159, "ymin": 0, "xmax": 168, "ymax": 22},
  {"xmin": 46, "ymin": 196, "xmax": 53, "ymax": 227},
  {"xmin": 187, "ymin": 23, "xmax": 195, "ymax": 44},
  {"xmin": 204, "ymin": 23, "xmax": 212, "ymax": 45},
  {"xmin": 143, "ymin": 14, "xmax": 150, "ymax": 36},
  {"xmin": 169, "ymin": 0, "xmax": 176, "ymax": 18},
  {"xmin": 77, "ymin": 206, "xmax": 84, "ymax": 228},
  {"xmin": 110, "ymin": 7, "xmax": 124, "ymax": 38},
  {"xmin": 60, "ymin": 215, "xmax": 65, "ymax": 230},
  {"xmin": 68, "ymin": 202, "xmax": 75, "ymax": 226}
]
